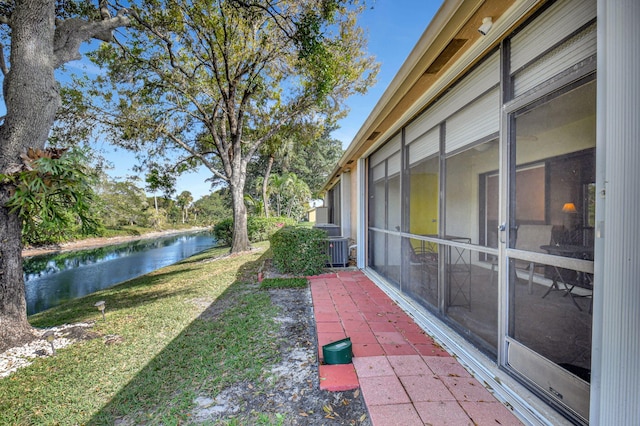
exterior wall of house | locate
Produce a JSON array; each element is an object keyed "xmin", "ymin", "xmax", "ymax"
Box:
[
  {"xmin": 348, "ymin": 163, "xmax": 359, "ymax": 242},
  {"xmin": 332, "ymin": 0, "xmax": 640, "ymax": 423},
  {"xmin": 307, "ymin": 209, "xmax": 316, "ymax": 223},
  {"xmin": 591, "ymin": 1, "xmax": 640, "ymax": 424},
  {"xmin": 331, "ymin": 0, "xmax": 640, "ymax": 421},
  {"xmin": 340, "ymin": 171, "xmax": 352, "ymax": 240}
]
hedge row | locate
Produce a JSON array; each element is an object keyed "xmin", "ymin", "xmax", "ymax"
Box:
[
  {"xmin": 270, "ymin": 226, "xmax": 329, "ymax": 276},
  {"xmin": 212, "ymin": 216, "xmax": 297, "ymax": 246}
]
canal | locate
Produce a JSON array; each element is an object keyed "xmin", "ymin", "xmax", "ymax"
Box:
[{"xmin": 23, "ymin": 231, "xmax": 217, "ymax": 315}]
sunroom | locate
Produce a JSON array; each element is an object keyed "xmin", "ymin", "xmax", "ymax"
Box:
[{"xmin": 322, "ymin": 0, "xmax": 639, "ymax": 424}]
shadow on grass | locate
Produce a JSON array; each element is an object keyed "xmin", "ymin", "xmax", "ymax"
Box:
[
  {"xmin": 28, "ymin": 243, "xmax": 234, "ymax": 328},
  {"xmin": 29, "ymin": 267, "xmax": 201, "ymax": 328},
  {"xmin": 84, "ymin": 247, "xmax": 279, "ymax": 424}
]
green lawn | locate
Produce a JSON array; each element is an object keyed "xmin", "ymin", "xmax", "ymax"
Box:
[{"xmin": 1, "ymin": 242, "xmax": 287, "ymax": 425}]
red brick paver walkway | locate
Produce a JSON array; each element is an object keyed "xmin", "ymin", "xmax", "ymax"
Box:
[{"xmin": 309, "ymin": 270, "xmax": 523, "ymax": 426}]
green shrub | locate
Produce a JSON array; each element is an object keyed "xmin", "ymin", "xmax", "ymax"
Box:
[
  {"xmin": 270, "ymin": 226, "xmax": 328, "ymax": 276},
  {"xmin": 248, "ymin": 216, "xmax": 297, "ymax": 242},
  {"xmin": 213, "ymin": 218, "xmax": 234, "ymax": 245},
  {"xmin": 213, "ymin": 216, "xmax": 298, "ymax": 246}
]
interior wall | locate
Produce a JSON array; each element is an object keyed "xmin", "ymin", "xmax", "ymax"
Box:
[
  {"xmin": 444, "ymin": 143, "xmax": 499, "ymax": 243},
  {"xmin": 409, "ymin": 173, "xmax": 439, "ymax": 235},
  {"xmin": 517, "ymin": 116, "xmax": 596, "ymax": 164}
]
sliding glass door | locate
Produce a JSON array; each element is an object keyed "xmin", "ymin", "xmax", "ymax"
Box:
[{"xmin": 504, "ymin": 79, "xmax": 595, "ymax": 423}]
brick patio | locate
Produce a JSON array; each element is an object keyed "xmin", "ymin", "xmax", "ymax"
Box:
[{"xmin": 309, "ymin": 270, "xmax": 523, "ymax": 426}]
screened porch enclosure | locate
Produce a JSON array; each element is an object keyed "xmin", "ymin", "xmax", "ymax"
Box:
[
  {"xmin": 366, "ymin": 82, "xmax": 595, "ymax": 360},
  {"xmin": 365, "ymin": 10, "xmax": 596, "ymax": 417},
  {"xmin": 317, "ymin": 0, "xmax": 640, "ymax": 422}
]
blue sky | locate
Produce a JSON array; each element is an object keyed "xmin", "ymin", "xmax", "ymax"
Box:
[
  {"xmin": 78, "ymin": 1, "xmax": 443, "ymax": 200},
  {"xmin": 332, "ymin": 1, "xmax": 442, "ymax": 149}
]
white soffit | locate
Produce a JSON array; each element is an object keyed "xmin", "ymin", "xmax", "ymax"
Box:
[{"xmin": 362, "ymin": 0, "xmax": 542, "ymax": 158}]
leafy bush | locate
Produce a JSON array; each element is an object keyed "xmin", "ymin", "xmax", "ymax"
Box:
[
  {"xmin": 213, "ymin": 216, "xmax": 297, "ymax": 246},
  {"xmin": 1, "ymin": 148, "xmax": 103, "ymax": 245},
  {"xmin": 248, "ymin": 216, "xmax": 297, "ymax": 242},
  {"xmin": 213, "ymin": 218, "xmax": 234, "ymax": 246},
  {"xmin": 270, "ymin": 226, "xmax": 328, "ymax": 276}
]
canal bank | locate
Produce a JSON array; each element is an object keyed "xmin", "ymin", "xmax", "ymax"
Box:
[
  {"xmin": 22, "ymin": 227, "xmax": 211, "ymax": 258},
  {"xmin": 23, "ymin": 229, "xmax": 217, "ymax": 315}
]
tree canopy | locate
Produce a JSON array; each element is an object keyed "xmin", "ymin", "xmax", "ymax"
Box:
[{"xmin": 88, "ymin": 0, "xmax": 378, "ymax": 253}]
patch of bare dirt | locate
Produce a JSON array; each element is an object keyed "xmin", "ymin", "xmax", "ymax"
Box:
[{"xmin": 190, "ymin": 286, "xmax": 371, "ymax": 425}]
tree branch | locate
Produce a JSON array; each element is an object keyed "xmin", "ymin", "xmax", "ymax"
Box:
[
  {"xmin": 159, "ymin": 128, "xmax": 229, "ymax": 183},
  {"xmin": 128, "ymin": 8, "xmax": 194, "ymax": 80},
  {"xmin": 229, "ymin": 0, "xmax": 297, "ymax": 40},
  {"xmin": 53, "ymin": 9, "xmax": 130, "ymax": 68},
  {"xmin": 0, "ymin": 42, "xmax": 8, "ymax": 76}
]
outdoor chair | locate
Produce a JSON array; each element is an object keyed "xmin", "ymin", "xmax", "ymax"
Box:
[
  {"xmin": 405, "ymin": 238, "xmax": 438, "ymax": 288},
  {"xmin": 490, "ymin": 224, "xmax": 553, "ymax": 293},
  {"xmin": 514, "ymin": 224, "xmax": 553, "ymax": 293}
]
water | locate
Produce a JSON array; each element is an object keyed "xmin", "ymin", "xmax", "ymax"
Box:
[{"xmin": 23, "ymin": 232, "xmax": 217, "ymax": 315}]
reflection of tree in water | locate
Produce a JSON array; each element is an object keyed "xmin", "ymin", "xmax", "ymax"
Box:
[{"xmin": 23, "ymin": 233, "xmax": 210, "ymax": 280}]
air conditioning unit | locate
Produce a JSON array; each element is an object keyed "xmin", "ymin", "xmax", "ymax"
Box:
[
  {"xmin": 314, "ymin": 223, "xmax": 341, "ymax": 237},
  {"xmin": 326, "ymin": 237, "xmax": 349, "ymax": 267}
]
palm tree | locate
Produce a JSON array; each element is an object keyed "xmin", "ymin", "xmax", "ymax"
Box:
[
  {"xmin": 265, "ymin": 172, "xmax": 311, "ymax": 219},
  {"xmin": 176, "ymin": 191, "xmax": 193, "ymax": 224},
  {"xmin": 258, "ymin": 135, "xmax": 296, "ymax": 217},
  {"xmin": 284, "ymin": 174, "xmax": 312, "ymax": 219},
  {"xmin": 244, "ymin": 194, "xmax": 265, "ymax": 217},
  {"xmin": 268, "ymin": 173, "xmax": 293, "ymax": 217}
]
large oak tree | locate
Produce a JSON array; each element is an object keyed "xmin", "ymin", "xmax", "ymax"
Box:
[
  {"xmin": 0, "ymin": 0, "xmax": 129, "ymax": 351},
  {"xmin": 89, "ymin": 0, "xmax": 377, "ymax": 253}
]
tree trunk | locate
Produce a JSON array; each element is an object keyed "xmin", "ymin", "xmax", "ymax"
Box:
[
  {"xmin": 0, "ymin": 0, "xmax": 59, "ymax": 351},
  {"xmin": 230, "ymin": 177, "xmax": 250, "ymax": 253},
  {"xmin": 0, "ymin": 1, "xmax": 129, "ymax": 351},
  {"xmin": 0, "ymin": 1, "xmax": 59, "ymax": 171},
  {"xmin": 276, "ymin": 194, "xmax": 282, "ymax": 217},
  {"xmin": 262, "ymin": 154, "xmax": 274, "ymax": 218},
  {"xmin": 0, "ymin": 187, "xmax": 37, "ymax": 352}
]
